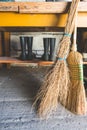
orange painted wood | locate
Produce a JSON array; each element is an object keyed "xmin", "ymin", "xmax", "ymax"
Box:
[
  {"xmin": 38, "ymin": 61, "xmax": 54, "ymax": 66},
  {"xmin": 0, "ymin": 57, "xmax": 86, "ymax": 65},
  {"xmin": 0, "ymin": 57, "xmax": 54, "ymax": 66}
]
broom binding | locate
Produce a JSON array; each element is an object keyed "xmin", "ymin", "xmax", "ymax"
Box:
[{"xmin": 64, "ymin": 33, "xmax": 72, "ymax": 37}]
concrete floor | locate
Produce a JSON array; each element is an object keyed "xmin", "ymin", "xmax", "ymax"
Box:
[{"xmin": 0, "ymin": 66, "xmax": 87, "ymax": 130}]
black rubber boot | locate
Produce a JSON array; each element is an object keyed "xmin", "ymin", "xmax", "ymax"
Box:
[
  {"xmin": 26, "ymin": 37, "xmax": 34, "ymax": 60},
  {"xmin": 20, "ymin": 37, "xmax": 27, "ymax": 60},
  {"xmin": 42, "ymin": 38, "xmax": 49, "ymax": 61},
  {"xmin": 49, "ymin": 38, "xmax": 56, "ymax": 61}
]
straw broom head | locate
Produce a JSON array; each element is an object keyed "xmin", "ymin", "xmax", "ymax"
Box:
[
  {"xmin": 67, "ymin": 51, "xmax": 87, "ymax": 114},
  {"xmin": 33, "ymin": 0, "xmax": 80, "ymax": 118},
  {"xmin": 66, "ymin": 11, "xmax": 87, "ymax": 114}
]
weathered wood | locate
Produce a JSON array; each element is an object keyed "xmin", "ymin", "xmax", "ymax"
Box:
[
  {"xmin": 0, "ymin": 57, "xmax": 54, "ymax": 66},
  {"xmin": 19, "ymin": 2, "xmax": 70, "ymax": 13},
  {"xmin": 78, "ymin": 2, "xmax": 87, "ymax": 12},
  {"xmin": 19, "ymin": 2, "xmax": 87, "ymax": 13},
  {"xmin": 0, "ymin": 56, "xmax": 86, "ymax": 65},
  {"xmin": 3, "ymin": 32, "xmax": 11, "ymax": 68},
  {"xmin": 0, "ymin": 27, "xmax": 64, "ymax": 32},
  {"xmin": 0, "ymin": 32, "xmax": 2, "ymax": 57},
  {"xmin": 0, "ymin": 32, "xmax": 2, "ymax": 68},
  {"xmin": 3, "ymin": 32, "xmax": 10, "ymax": 57},
  {"xmin": 0, "ymin": 2, "xmax": 18, "ymax": 12},
  {"xmin": 83, "ymin": 62, "xmax": 87, "ymax": 64},
  {"xmin": 0, "ymin": 2, "xmax": 87, "ymax": 13}
]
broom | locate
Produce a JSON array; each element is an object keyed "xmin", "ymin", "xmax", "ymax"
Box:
[
  {"xmin": 33, "ymin": 0, "xmax": 80, "ymax": 117},
  {"xmin": 66, "ymin": 11, "xmax": 87, "ymax": 115}
]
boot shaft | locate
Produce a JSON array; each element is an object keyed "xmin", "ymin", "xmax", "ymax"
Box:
[
  {"xmin": 42, "ymin": 38, "xmax": 49, "ymax": 61},
  {"xmin": 26, "ymin": 37, "xmax": 34, "ymax": 60},
  {"xmin": 49, "ymin": 38, "xmax": 56, "ymax": 61},
  {"xmin": 20, "ymin": 37, "xmax": 27, "ymax": 60}
]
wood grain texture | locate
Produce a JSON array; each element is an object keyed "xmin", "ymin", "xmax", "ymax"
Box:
[
  {"xmin": 18, "ymin": 2, "xmax": 87, "ymax": 13},
  {"xmin": 0, "ymin": 32, "xmax": 3, "ymax": 68},
  {"xmin": 19, "ymin": 2, "xmax": 70, "ymax": 13},
  {"xmin": 0, "ymin": 2, "xmax": 87, "ymax": 13},
  {"xmin": 0, "ymin": 56, "xmax": 54, "ymax": 66},
  {"xmin": 3, "ymin": 32, "xmax": 10, "ymax": 57},
  {"xmin": 0, "ymin": 2, "xmax": 18, "ymax": 12},
  {"xmin": 0, "ymin": 56, "xmax": 85, "ymax": 65},
  {"xmin": 0, "ymin": 32, "xmax": 2, "ymax": 56},
  {"xmin": 0, "ymin": 27, "xmax": 64, "ymax": 32}
]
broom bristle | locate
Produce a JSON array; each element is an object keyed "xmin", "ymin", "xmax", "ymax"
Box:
[
  {"xmin": 67, "ymin": 51, "xmax": 87, "ymax": 114},
  {"xmin": 35, "ymin": 61, "xmax": 70, "ymax": 117},
  {"xmin": 34, "ymin": 37, "xmax": 70, "ymax": 117}
]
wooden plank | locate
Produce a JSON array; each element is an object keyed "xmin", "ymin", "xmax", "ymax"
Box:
[
  {"xmin": 0, "ymin": 32, "xmax": 2, "ymax": 56},
  {"xmin": 0, "ymin": 32, "xmax": 2, "ymax": 68},
  {"xmin": 0, "ymin": 57, "xmax": 54, "ymax": 66},
  {"xmin": 0, "ymin": 2, "xmax": 86, "ymax": 13},
  {"xmin": 0, "ymin": 12, "xmax": 67, "ymax": 27},
  {"xmin": 78, "ymin": 2, "xmax": 87, "ymax": 12},
  {"xmin": 38, "ymin": 61, "xmax": 54, "ymax": 66},
  {"xmin": 0, "ymin": 2, "xmax": 18, "ymax": 12},
  {"xmin": 19, "ymin": 2, "xmax": 70, "ymax": 14},
  {"xmin": 3, "ymin": 32, "xmax": 11, "ymax": 68},
  {"xmin": 0, "ymin": 12, "xmax": 87, "ymax": 27},
  {"xmin": 19, "ymin": 2, "xmax": 87, "ymax": 13},
  {"xmin": 77, "ymin": 13, "xmax": 87, "ymax": 27},
  {"xmin": 3, "ymin": 32, "xmax": 10, "ymax": 57},
  {"xmin": 83, "ymin": 62, "xmax": 87, "ymax": 64},
  {"xmin": 0, "ymin": 56, "xmax": 86, "ymax": 65},
  {"xmin": 0, "ymin": 27, "xmax": 64, "ymax": 32}
]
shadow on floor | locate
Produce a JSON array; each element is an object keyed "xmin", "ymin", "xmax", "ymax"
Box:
[{"xmin": 0, "ymin": 66, "xmax": 49, "ymax": 107}]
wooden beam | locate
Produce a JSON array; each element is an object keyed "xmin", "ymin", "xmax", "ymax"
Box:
[
  {"xmin": 0, "ymin": 2, "xmax": 87, "ymax": 13},
  {"xmin": 19, "ymin": 2, "xmax": 87, "ymax": 13},
  {"xmin": 0, "ymin": 32, "xmax": 2, "ymax": 57},
  {"xmin": 0, "ymin": 32, "xmax": 2, "ymax": 68},
  {"xmin": 0, "ymin": 2, "xmax": 18, "ymax": 12},
  {"xmin": 19, "ymin": 2, "xmax": 70, "ymax": 14},
  {"xmin": 3, "ymin": 32, "xmax": 11, "ymax": 69},
  {"xmin": 0, "ymin": 56, "xmax": 86, "ymax": 66},
  {"xmin": 0, "ymin": 12, "xmax": 87, "ymax": 27},
  {"xmin": 0, "ymin": 27, "xmax": 64, "ymax": 32},
  {"xmin": 0, "ymin": 57, "xmax": 54, "ymax": 66},
  {"xmin": 3, "ymin": 32, "xmax": 10, "ymax": 57}
]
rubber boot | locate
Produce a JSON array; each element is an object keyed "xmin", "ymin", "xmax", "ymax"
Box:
[
  {"xmin": 26, "ymin": 37, "xmax": 33, "ymax": 60},
  {"xmin": 49, "ymin": 38, "xmax": 56, "ymax": 61},
  {"xmin": 20, "ymin": 37, "xmax": 27, "ymax": 60},
  {"xmin": 42, "ymin": 38, "xmax": 49, "ymax": 61}
]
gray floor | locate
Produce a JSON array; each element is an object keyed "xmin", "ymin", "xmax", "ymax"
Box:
[{"xmin": 0, "ymin": 66, "xmax": 87, "ymax": 130}]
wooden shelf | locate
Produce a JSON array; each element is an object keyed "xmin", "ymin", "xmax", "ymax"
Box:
[
  {"xmin": 83, "ymin": 62, "xmax": 87, "ymax": 65},
  {"xmin": 0, "ymin": 57, "xmax": 54, "ymax": 66},
  {"xmin": 0, "ymin": 56, "xmax": 87, "ymax": 66}
]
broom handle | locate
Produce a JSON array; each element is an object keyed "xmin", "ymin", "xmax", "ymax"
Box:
[{"xmin": 71, "ymin": 10, "xmax": 78, "ymax": 52}]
